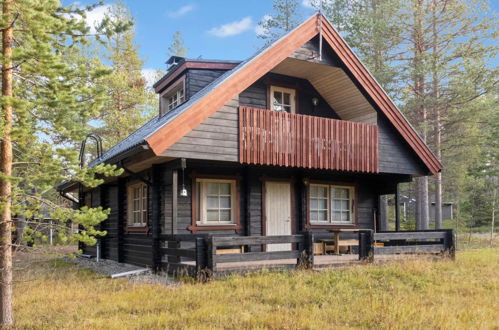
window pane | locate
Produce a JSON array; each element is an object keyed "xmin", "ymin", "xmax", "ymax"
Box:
[
  {"xmin": 317, "ymin": 199, "xmax": 327, "ymax": 210},
  {"xmin": 317, "ymin": 186, "xmax": 327, "ymax": 198},
  {"xmin": 273, "ymin": 91, "xmax": 282, "ymax": 104},
  {"xmin": 333, "ymin": 200, "xmax": 341, "ymax": 211},
  {"xmin": 219, "ymin": 183, "xmax": 230, "ymax": 195},
  {"xmin": 206, "ymin": 210, "xmax": 218, "ymax": 222},
  {"xmin": 341, "ymin": 211, "xmax": 350, "ymax": 222},
  {"xmin": 219, "ymin": 196, "xmax": 231, "ymax": 209},
  {"xmin": 318, "ymin": 211, "xmax": 328, "ymax": 221},
  {"xmin": 341, "ymin": 200, "xmax": 349, "ymax": 211},
  {"xmin": 310, "ymin": 211, "xmax": 318, "ymax": 221},
  {"xmin": 332, "ymin": 211, "xmax": 341, "ymax": 221},
  {"xmin": 283, "ymin": 106, "xmax": 291, "ymax": 113},
  {"xmin": 310, "ymin": 185, "xmax": 317, "ymax": 196},
  {"xmin": 207, "ymin": 196, "xmax": 218, "ymax": 208},
  {"xmin": 283, "ymin": 93, "xmax": 290, "ymax": 105},
  {"xmin": 310, "ymin": 199, "xmax": 318, "ymax": 210},
  {"xmin": 206, "ymin": 182, "xmax": 218, "ymax": 195},
  {"xmin": 220, "ymin": 210, "xmax": 231, "ymax": 222}
]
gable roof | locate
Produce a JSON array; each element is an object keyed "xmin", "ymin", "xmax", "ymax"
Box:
[{"xmin": 93, "ymin": 13, "xmax": 441, "ymax": 174}]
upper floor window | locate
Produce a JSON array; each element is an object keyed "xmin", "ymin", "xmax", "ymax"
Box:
[
  {"xmin": 270, "ymin": 86, "xmax": 296, "ymax": 113},
  {"xmin": 167, "ymin": 87, "xmax": 185, "ymax": 111},
  {"xmin": 309, "ymin": 184, "xmax": 355, "ymax": 225},
  {"xmin": 160, "ymin": 76, "xmax": 185, "ymax": 115}
]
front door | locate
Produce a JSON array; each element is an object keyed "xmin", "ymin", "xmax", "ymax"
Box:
[{"xmin": 265, "ymin": 181, "xmax": 292, "ymax": 251}]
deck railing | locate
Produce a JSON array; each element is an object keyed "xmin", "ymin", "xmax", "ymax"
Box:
[
  {"xmin": 239, "ymin": 106, "xmax": 379, "ymax": 172},
  {"xmin": 159, "ymin": 230, "xmax": 455, "ymax": 279}
]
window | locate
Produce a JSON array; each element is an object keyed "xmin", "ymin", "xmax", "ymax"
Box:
[
  {"xmin": 270, "ymin": 86, "xmax": 296, "ymax": 113},
  {"xmin": 127, "ymin": 182, "xmax": 148, "ymax": 227},
  {"xmin": 167, "ymin": 87, "xmax": 184, "ymax": 111},
  {"xmin": 160, "ymin": 77, "xmax": 185, "ymax": 115},
  {"xmin": 309, "ymin": 184, "xmax": 355, "ymax": 224},
  {"xmin": 196, "ymin": 179, "xmax": 236, "ymax": 225}
]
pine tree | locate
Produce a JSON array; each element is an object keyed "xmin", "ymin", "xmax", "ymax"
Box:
[
  {"xmin": 168, "ymin": 31, "xmax": 188, "ymax": 58},
  {"xmin": 95, "ymin": 4, "xmax": 155, "ymax": 148},
  {"xmin": 257, "ymin": 0, "xmax": 300, "ymax": 43},
  {"xmin": 396, "ymin": 0, "xmax": 498, "ymax": 229},
  {"xmin": 0, "ymin": 1, "xmax": 126, "ymax": 324}
]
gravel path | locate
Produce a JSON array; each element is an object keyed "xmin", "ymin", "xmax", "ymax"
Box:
[{"xmin": 68, "ymin": 256, "xmax": 179, "ymax": 286}]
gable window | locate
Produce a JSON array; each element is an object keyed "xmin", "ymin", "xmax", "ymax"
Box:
[
  {"xmin": 270, "ymin": 86, "xmax": 296, "ymax": 113},
  {"xmin": 127, "ymin": 182, "xmax": 148, "ymax": 227},
  {"xmin": 160, "ymin": 77, "xmax": 185, "ymax": 115},
  {"xmin": 309, "ymin": 184, "xmax": 355, "ymax": 225},
  {"xmin": 196, "ymin": 179, "xmax": 237, "ymax": 225}
]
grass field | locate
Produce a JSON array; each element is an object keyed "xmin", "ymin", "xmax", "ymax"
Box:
[{"xmin": 12, "ymin": 247, "xmax": 499, "ymax": 329}]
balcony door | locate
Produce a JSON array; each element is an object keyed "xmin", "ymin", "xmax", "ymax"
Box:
[{"xmin": 264, "ymin": 181, "xmax": 292, "ymax": 251}]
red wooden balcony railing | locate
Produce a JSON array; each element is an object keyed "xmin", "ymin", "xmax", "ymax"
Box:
[{"xmin": 239, "ymin": 106, "xmax": 378, "ymax": 173}]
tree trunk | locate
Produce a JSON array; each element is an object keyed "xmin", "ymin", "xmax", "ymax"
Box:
[
  {"xmin": 0, "ymin": 0, "xmax": 14, "ymax": 325},
  {"xmin": 432, "ymin": 0, "xmax": 442, "ymax": 230},
  {"xmin": 416, "ymin": 177, "xmax": 430, "ymax": 230},
  {"xmin": 413, "ymin": 0, "xmax": 429, "ymax": 231}
]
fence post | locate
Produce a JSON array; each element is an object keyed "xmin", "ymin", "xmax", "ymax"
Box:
[
  {"xmin": 206, "ymin": 235, "xmax": 216, "ymax": 274},
  {"xmin": 444, "ymin": 229, "xmax": 456, "ymax": 260},
  {"xmin": 305, "ymin": 231, "xmax": 314, "ymax": 269},
  {"xmin": 359, "ymin": 230, "xmax": 374, "ymax": 262},
  {"xmin": 195, "ymin": 237, "xmax": 207, "ymax": 271}
]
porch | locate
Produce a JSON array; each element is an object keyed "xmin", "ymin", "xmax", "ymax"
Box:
[{"xmin": 159, "ymin": 229, "xmax": 456, "ymax": 278}]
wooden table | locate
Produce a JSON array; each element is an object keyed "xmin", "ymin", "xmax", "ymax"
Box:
[{"xmin": 328, "ymin": 228, "xmax": 360, "ymax": 255}]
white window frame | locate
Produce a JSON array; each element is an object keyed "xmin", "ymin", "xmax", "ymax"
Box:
[
  {"xmin": 309, "ymin": 184, "xmax": 355, "ymax": 225},
  {"xmin": 160, "ymin": 77, "xmax": 185, "ymax": 115},
  {"xmin": 196, "ymin": 179, "xmax": 237, "ymax": 226},
  {"xmin": 309, "ymin": 184, "xmax": 330, "ymax": 223},
  {"xmin": 270, "ymin": 86, "xmax": 296, "ymax": 113},
  {"xmin": 127, "ymin": 182, "xmax": 148, "ymax": 227}
]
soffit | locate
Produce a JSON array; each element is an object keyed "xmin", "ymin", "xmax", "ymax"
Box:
[{"xmin": 271, "ymin": 57, "xmax": 376, "ymax": 123}]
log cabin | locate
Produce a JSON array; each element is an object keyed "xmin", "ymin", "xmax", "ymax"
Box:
[{"xmin": 59, "ymin": 14, "xmax": 450, "ymax": 274}]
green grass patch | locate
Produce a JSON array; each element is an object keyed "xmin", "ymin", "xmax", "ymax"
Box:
[{"xmin": 13, "ymin": 249, "xmax": 499, "ymax": 329}]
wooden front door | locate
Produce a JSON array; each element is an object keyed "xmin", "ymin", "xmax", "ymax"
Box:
[{"xmin": 265, "ymin": 181, "xmax": 292, "ymax": 251}]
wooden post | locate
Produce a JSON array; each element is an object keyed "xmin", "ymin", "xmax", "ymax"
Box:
[
  {"xmin": 305, "ymin": 231, "xmax": 314, "ymax": 268},
  {"xmin": 206, "ymin": 235, "xmax": 216, "ymax": 274},
  {"xmin": 117, "ymin": 178, "xmax": 125, "ymax": 263},
  {"xmin": 195, "ymin": 237, "xmax": 207, "ymax": 272},
  {"xmin": 395, "ymin": 184, "xmax": 401, "ymax": 231},
  {"xmin": 172, "ymin": 169, "xmax": 178, "ymax": 234},
  {"xmin": 151, "ymin": 165, "xmax": 161, "ymax": 271},
  {"xmin": 358, "ymin": 230, "xmax": 374, "ymax": 262},
  {"xmin": 444, "ymin": 229, "xmax": 456, "ymax": 260}
]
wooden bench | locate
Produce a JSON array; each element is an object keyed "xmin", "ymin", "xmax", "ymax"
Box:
[{"xmin": 322, "ymin": 239, "xmax": 359, "ymax": 254}]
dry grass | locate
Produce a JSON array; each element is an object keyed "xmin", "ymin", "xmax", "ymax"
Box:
[{"xmin": 12, "ymin": 249, "xmax": 499, "ymax": 329}]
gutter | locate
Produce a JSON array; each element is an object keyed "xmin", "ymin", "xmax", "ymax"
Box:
[{"xmin": 57, "ymin": 143, "xmax": 150, "ymax": 194}]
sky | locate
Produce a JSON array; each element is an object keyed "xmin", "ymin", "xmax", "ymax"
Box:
[
  {"xmin": 70, "ymin": 0, "xmax": 498, "ymax": 86},
  {"xmin": 69, "ymin": 0, "xmax": 319, "ymax": 84}
]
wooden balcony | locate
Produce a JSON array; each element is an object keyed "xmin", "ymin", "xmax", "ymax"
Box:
[{"xmin": 239, "ymin": 106, "xmax": 378, "ymax": 173}]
